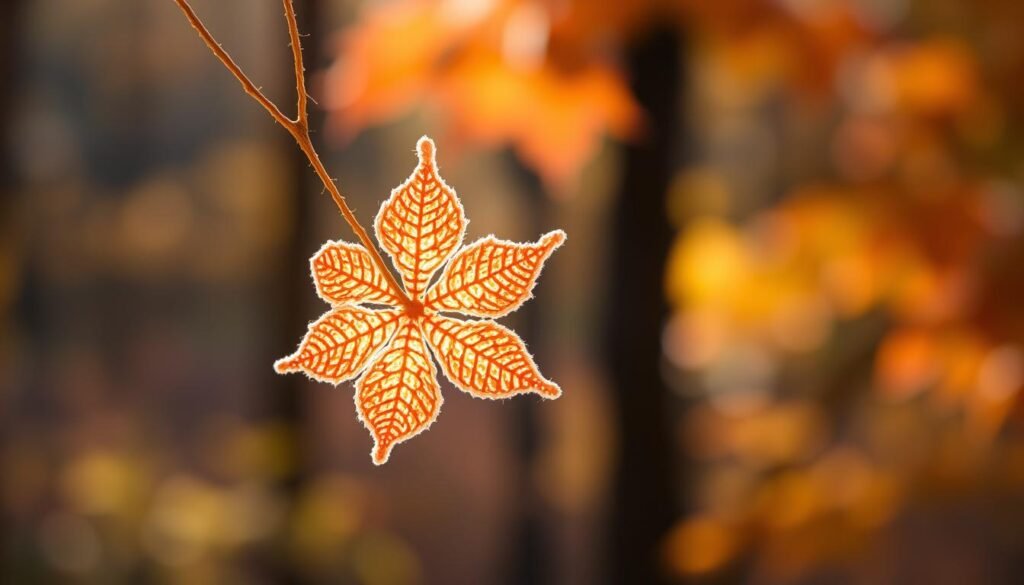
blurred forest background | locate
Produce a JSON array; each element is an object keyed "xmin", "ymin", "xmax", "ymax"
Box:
[{"xmin": 4, "ymin": 0, "xmax": 1024, "ymax": 584}]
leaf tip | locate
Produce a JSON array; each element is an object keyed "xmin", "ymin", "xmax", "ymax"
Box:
[
  {"xmin": 538, "ymin": 381, "xmax": 562, "ymax": 399},
  {"xmin": 372, "ymin": 442, "xmax": 392, "ymax": 465},
  {"xmin": 273, "ymin": 356, "xmax": 298, "ymax": 374},
  {"xmin": 542, "ymin": 229, "xmax": 567, "ymax": 249},
  {"xmin": 416, "ymin": 135, "xmax": 435, "ymax": 161}
]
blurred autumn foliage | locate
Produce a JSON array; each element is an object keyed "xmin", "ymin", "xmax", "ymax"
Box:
[
  {"xmin": 661, "ymin": 2, "xmax": 1024, "ymax": 581},
  {"xmin": 6, "ymin": 0, "xmax": 1024, "ymax": 584},
  {"xmin": 323, "ymin": 0, "xmax": 644, "ymax": 189},
  {"xmin": 327, "ymin": 0, "xmax": 1024, "ymax": 582}
]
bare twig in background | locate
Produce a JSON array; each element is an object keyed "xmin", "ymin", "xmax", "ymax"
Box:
[{"xmin": 170, "ymin": 0, "xmax": 410, "ymax": 306}]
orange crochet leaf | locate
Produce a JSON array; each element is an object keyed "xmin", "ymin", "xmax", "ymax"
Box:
[
  {"xmin": 311, "ymin": 241, "xmax": 402, "ymax": 306},
  {"xmin": 277, "ymin": 136, "xmax": 565, "ymax": 463},
  {"xmin": 422, "ymin": 315, "xmax": 561, "ymax": 399},
  {"xmin": 425, "ymin": 230, "xmax": 566, "ymax": 318},
  {"xmin": 356, "ymin": 318, "xmax": 441, "ymax": 464},
  {"xmin": 274, "ymin": 307, "xmax": 400, "ymax": 384},
  {"xmin": 374, "ymin": 137, "xmax": 466, "ymax": 299}
]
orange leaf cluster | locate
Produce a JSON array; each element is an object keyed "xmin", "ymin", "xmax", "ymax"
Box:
[
  {"xmin": 276, "ymin": 137, "xmax": 565, "ymax": 464},
  {"xmin": 323, "ymin": 0, "xmax": 640, "ymax": 190},
  {"xmin": 323, "ymin": 0, "xmax": 879, "ymax": 191}
]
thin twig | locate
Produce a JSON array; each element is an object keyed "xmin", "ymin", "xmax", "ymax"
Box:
[
  {"xmin": 170, "ymin": 0, "xmax": 410, "ymax": 305},
  {"xmin": 281, "ymin": 0, "xmax": 308, "ymax": 125},
  {"xmin": 171, "ymin": 0, "xmax": 293, "ymax": 129}
]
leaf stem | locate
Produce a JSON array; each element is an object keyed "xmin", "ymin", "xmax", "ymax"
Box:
[{"xmin": 170, "ymin": 0, "xmax": 410, "ymax": 305}]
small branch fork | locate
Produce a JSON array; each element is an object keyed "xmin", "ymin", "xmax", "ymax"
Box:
[{"xmin": 171, "ymin": 0, "xmax": 410, "ymax": 305}]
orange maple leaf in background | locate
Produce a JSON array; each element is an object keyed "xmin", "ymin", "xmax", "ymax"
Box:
[{"xmin": 275, "ymin": 136, "xmax": 565, "ymax": 464}]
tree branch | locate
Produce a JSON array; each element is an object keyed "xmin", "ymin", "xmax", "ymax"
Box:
[
  {"xmin": 282, "ymin": 0, "xmax": 308, "ymax": 125},
  {"xmin": 171, "ymin": 0, "xmax": 294, "ymax": 130},
  {"xmin": 170, "ymin": 0, "xmax": 410, "ymax": 305}
]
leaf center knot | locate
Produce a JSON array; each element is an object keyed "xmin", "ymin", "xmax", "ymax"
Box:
[{"xmin": 404, "ymin": 299, "xmax": 426, "ymax": 319}]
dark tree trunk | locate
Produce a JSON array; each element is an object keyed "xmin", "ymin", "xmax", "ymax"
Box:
[
  {"xmin": 0, "ymin": 4, "xmax": 22, "ymax": 211},
  {"xmin": 276, "ymin": 0, "xmax": 319, "ymax": 491},
  {"xmin": 0, "ymin": 0, "xmax": 26, "ymax": 577},
  {"xmin": 262, "ymin": 1, "xmax": 319, "ymax": 583},
  {"xmin": 508, "ymin": 162, "xmax": 555, "ymax": 585},
  {"xmin": 605, "ymin": 26, "xmax": 684, "ymax": 585}
]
